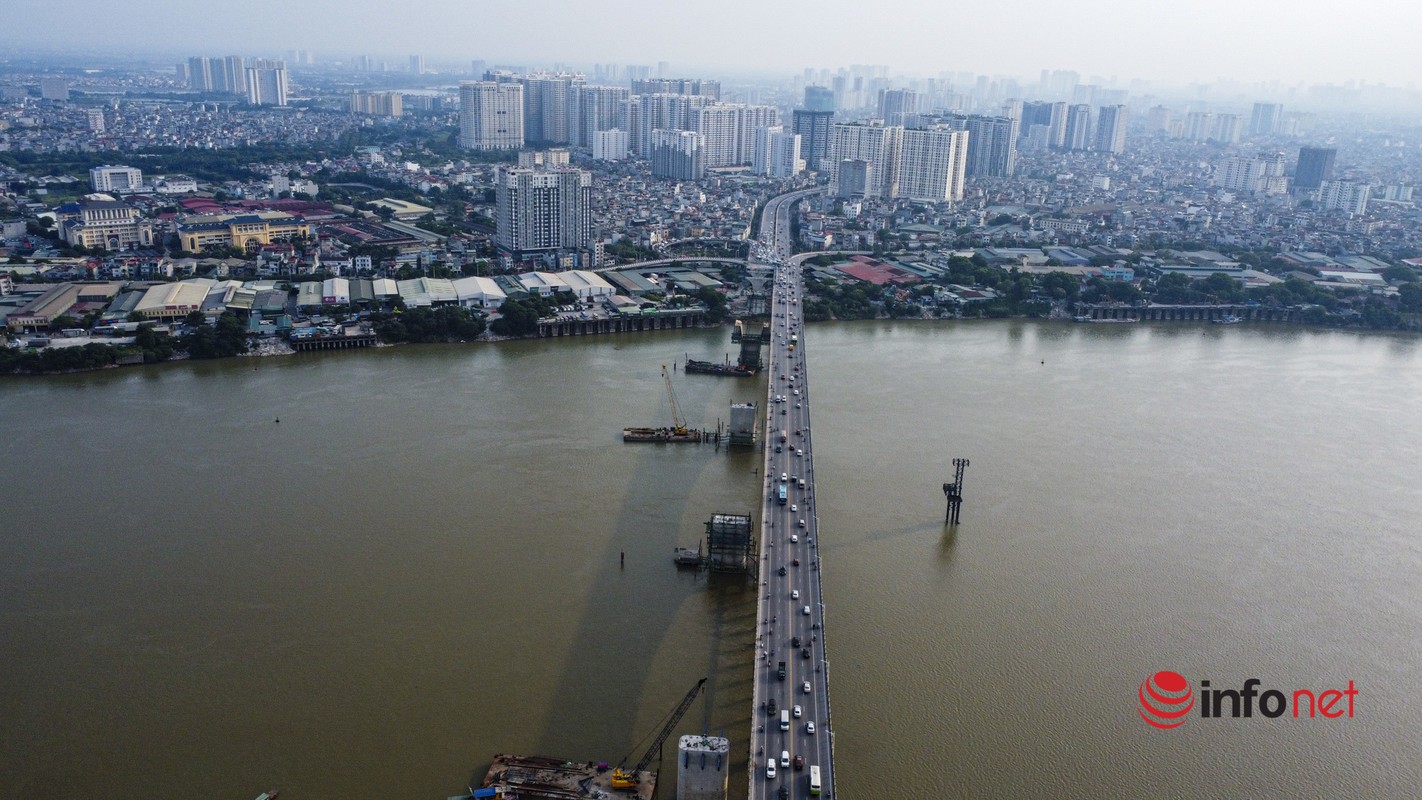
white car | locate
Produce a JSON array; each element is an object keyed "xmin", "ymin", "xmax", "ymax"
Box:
[
  {"xmin": 803, "ymin": 605, "xmax": 811, "ymax": 615},
  {"xmin": 790, "ymin": 504, "xmax": 798, "ymax": 512},
  {"xmin": 791, "ymin": 534, "xmax": 799, "ymax": 543},
  {"xmin": 798, "ymin": 519, "xmax": 806, "ymax": 528},
  {"xmin": 766, "ymin": 763, "xmax": 776, "ymax": 779},
  {"xmin": 792, "ymin": 589, "xmax": 800, "ymax": 599},
  {"xmin": 803, "ymin": 680, "xmax": 812, "ymax": 694},
  {"xmin": 806, "ymin": 721, "xmax": 816, "ymax": 735},
  {"xmin": 780, "ymin": 750, "xmax": 790, "ymax": 768},
  {"xmin": 793, "ymin": 704, "xmax": 802, "ymax": 718}
]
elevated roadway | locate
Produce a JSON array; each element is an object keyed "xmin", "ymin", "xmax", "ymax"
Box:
[{"xmin": 748, "ymin": 188, "xmax": 834, "ymax": 800}]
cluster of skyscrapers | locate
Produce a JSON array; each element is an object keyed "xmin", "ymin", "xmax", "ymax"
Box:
[
  {"xmin": 458, "ymin": 72, "xmax": 794, "ymax": 180},
  {"xmin": 1213, "ymin": 145, "xmax": 1364, "ymax": 214},
  {"xmin": 181, "ymin": 55, "xmax": 288, "ymax": 106},
  {"xmin": 1016, "ymin": 101, "xmax": 1128, "ymax": 154},
  {"xmin": 1146, "ymin": 102, "xmax": 1295, "ymax": 144},
  {"xmin": 826, "ymin": 123, "xmax": 969, "ymax": 202},
  {"xmin": 348, "ymin": 91, "xmax": 403, "ymax": 117}
]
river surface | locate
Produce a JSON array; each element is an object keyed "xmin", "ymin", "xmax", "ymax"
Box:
[{"xmin": 2, "ymin": 321, "xmax": 1420, "ymax": 799}]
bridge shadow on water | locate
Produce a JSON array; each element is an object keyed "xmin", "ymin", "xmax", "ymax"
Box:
[{"xmin": 530, "ymin": 442, "xmax": 760, "ymax": 782}]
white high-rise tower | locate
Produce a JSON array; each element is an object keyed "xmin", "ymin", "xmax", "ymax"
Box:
[{"xmin": 459, "ymin": 81, "xmax": 525, "ymax": 150}]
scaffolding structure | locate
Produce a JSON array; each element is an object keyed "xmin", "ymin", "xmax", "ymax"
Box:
[
  {"xmin": 705, "ymin": 513, "xmax": 756, "ymax": 574},
  {"xmin": 730, "ymin": 321, "xmax": 769, "ymax": 372}
]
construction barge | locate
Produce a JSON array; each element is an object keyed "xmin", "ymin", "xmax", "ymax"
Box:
[
  {"xmin": 469, "ymin": 754, "xmax": 655, "ymax": 800},
  {"xmin": 467, "ymin": 681, "xmax": 706, "ymax": 800},
  {"xmin": 623, "ymin": 426, "xmax": 716, "ymax": 443},
  {"xmin": 623, "ymin": 365, "xmax": 721, "ymax": 443},
  {"xmin": 683, "ymin": 357, "xmax": 757, "ymax": 377}
]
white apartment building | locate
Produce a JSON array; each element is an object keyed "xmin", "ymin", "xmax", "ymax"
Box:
[
  {"xmin": 1317, "ymin": 180, "xmax": 1370, "ymax": 216},
  {"xmin": 753, "ymin": 127, "xmax": 803, "ymax": 177},
  {"xmin": 898, "ymin": 127, "xmax": 968, "ymax": 202},
  {"xmin": 633, "ymin": 93, "xmax": 712, "ymax": 158},
  {"xmin": 459, "ymin": 81, "xmax": 525, "ymax": 150},
  {"xmin": 1216, "ymin": 152, "xmax": 1288, "ymax": 194},
  {"xmin": 1182, "ymin": 111, "xmax": 1214, "ymax": 143},
  {"xmin": 651, "ymin": 129, "xmax": 705, "ymax": 180},
  {"xmin": 494, "ymin": 164, "xmax": 593, "ymax": 254},
  {"xmin": 687, "ymin": 103, "xmax": 781, "ymax": 167},
  {"xmin": 245, "ymin": 60, "xmax": 288, "ymax": 106},
  {"xmin": 738, "ymin": 105, "xmax": 779, "ymax": 166},
  {"xmin": 827, "ymin": 123, "xmax": 903, "ymax": 198},
  {"xmin": 571, "ymin": 84, "xmax": 630, "ymax": 148},
  {"xmin": 592, "ymin": 128, "xmax": 629, "ymax": 161},
  {"xmin": 691, "ymin": 104, "xmax": 742, "ymax": 168}
]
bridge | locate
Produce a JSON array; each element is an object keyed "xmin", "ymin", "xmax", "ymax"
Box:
[
  {"xmin": 591, "ymin": 256, "xmax": 748, "ymax": 273},
  {"xmin": 748, "ymin": 188, "xmax": 835, "ymax": 800}
]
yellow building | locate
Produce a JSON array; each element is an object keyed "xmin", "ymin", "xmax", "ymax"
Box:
[
  {"xmin": 58, "ymin": 200, "xmax": 155, "ymax": 251},
  {"xmin": 176, "ymin": 211, "xmax": 310, "ymax": 252}
]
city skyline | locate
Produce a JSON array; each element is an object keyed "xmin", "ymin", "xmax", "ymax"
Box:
[{"xmin": 2, "ymin": 0, "xmax": 1417, "ymax": 88}]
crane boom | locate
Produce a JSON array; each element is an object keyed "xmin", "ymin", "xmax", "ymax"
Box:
[
  {"xmin": 610, "ymin": 677, "xmax": 707, "ymax": 789},
  {"xmin": 662, "ymin": 365, "xmax": 688, "ymax": 434}
]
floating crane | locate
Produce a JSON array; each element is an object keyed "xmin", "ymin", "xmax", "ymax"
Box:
[
  {"xmin": 662, "ymin": 364, "xmax": 689, "ymax": 435},
  {"xmin": 610, "ymin": 677, "xmax": 708, "ymax": 790}
]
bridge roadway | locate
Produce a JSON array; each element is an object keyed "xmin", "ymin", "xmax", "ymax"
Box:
[{"xmin": 748, "ymin": 188, "xmax": 834, "ymax": 800}]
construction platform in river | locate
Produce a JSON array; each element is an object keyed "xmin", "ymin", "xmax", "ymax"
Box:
[
  {"xmin": 469, "ymin": 754, "xmax": 655, "ymax": 800},
  {"xmin": 622, "ymin": 426, "xmax": 720, "ymax": 443},
  {"xmin": 623, "ymin": 365, "xmax": 723, "ymax": 444}
]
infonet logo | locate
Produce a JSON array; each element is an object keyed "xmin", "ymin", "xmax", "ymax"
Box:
[
  {"xmin": 1138, "ymin": 671, "xmax": 1194, "ymax": 729},
  {"xmin": 1138, "ymin": 671, "xmax": 1358, "ymax": 729}
]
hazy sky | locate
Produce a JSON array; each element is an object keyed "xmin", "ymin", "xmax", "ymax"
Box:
[{"xmin": 6, "ymin": 0, "xmax": 1417, "ymax": 87}]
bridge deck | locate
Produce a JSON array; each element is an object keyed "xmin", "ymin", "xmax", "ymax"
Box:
[{"xmin": 748, "ymin": 188, "xmax": 835, "ymax": 800}]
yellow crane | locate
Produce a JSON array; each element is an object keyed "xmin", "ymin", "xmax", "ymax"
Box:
[
  {"xmin": 611, "ymin": 678, "xmax": 707, "ymax": 789},
  {"xmin": 662, "ymin": 365, "xmax": 688, "ymax": 435}
]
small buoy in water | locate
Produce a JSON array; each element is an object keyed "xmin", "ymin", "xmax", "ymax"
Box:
[{"xmin": 275, "ymin": 418, "xmax": 280, "ymax": 423}]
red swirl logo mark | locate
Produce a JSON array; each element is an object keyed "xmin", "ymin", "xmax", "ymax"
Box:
[{"xmin": 1139, "ymin": 670, "xmax": 1194, "ymax": 729}]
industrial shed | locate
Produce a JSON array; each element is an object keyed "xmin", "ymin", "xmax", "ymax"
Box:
[
  {"xmin": 558, "ymin": 270, "xmax": 616, "ymax": 300},
  {"xmin": 452, "ymin": 276, "xmax": 508, "ymax": 309}
]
